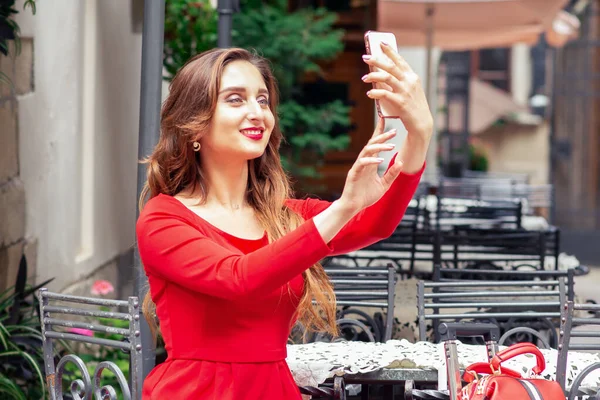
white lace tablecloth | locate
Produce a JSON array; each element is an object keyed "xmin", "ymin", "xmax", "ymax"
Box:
[
  {"xmin": 286, "ymin": 340, "xmax": 600, "ymax": 391},
  {"xmin": 345, "ymin": 249, "xmax": 580, "ymax": 272},
  {"xmin": 413, "ymin": 195, "xmax": 540, "ymax": 219},
  {"xmin": 409, "ymin": 196, "xmax": 552, "ymax": 232}
]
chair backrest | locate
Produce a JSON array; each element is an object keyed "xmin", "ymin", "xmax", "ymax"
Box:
[
  {"xmin": 38, "ymin": 288, "xmax": 143, "ymax": 400},
  {"xmin": 438, "ymin": 177, "xmax": 552, "ymax": 209},
  {"xmin": 323, "ymin": 263, "xmax": 397, "ymax": 342},
  {"xmin": 433, "ymin": 226, "xmax": 551, "ymax": 273},
  {"xmin": 433, "ymin": 264, "xmax": 575, "ymax": 302},
  {"xmin": 462, "ymin": 170, "xmax": 530, "ymax": 185},
  {"xmin": 434, "ymin": 195, "xmax": 524, "ymax": 230},
  {"xmin": 556, "ymin": 300, "xmax": 600, "ymax": 397},
  {"xmin": 417, "ymin": 278, "xmax": 566, "ymax": 344},
  {"xmin": 363, "ymin": 197, "xmax": 428, "ymax": 276}
]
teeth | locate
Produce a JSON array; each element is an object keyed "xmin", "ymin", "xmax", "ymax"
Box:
[{"xmin": 243, "ymin": 130, "xmax": 262, "ymax": 135}]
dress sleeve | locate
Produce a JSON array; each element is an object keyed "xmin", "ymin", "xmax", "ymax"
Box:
[
  {"xmin": 136, "ymin": 210, "xmax": 332, "ymax": 300},
  {"xmin": 286, "ymin": 154, "xmax": 424, "ymax": 256}
]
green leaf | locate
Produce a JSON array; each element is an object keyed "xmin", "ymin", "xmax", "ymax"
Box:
[
  {"xmin": 23, "ymin": 0, "xmax": 36, "ymax": 14},
  {"xmin": 17, "ymin": 351, "xmax": 45, "ymax": 395},
  {"xmin": 0, "ymin": 323, "xmax": 10, "ymax": 350},
  {"xmin": 0, "ymin": 375, "xmax": 27, "ymax": 400}
]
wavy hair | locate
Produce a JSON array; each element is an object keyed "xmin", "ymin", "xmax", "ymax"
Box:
[{"xmin": 139, "ymin": 48, "xmax": 337, "ymax": 341}]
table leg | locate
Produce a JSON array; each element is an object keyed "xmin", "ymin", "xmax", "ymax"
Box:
[
  {"xmin": 383, "ymin": 384, "xmax": 394, "ymax": 399},
  {"xmin": 361, "ymin": 384, "xmax": 369, "ymax": 400}
]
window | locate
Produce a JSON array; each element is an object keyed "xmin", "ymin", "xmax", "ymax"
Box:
[{"xmin": 471, "ymin": 48, "xmax": 511, "ymax": 92}]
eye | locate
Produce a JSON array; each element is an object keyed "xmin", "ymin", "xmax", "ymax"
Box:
[
  {"xmin": 258, "ymin": 96, "xmax": 269, "ymax": 106},
  {"xmin": 226, "ymin": 95, "xmax": 243, "ymax": 104}
]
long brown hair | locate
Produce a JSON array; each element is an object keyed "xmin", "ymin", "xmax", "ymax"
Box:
[{"xmin": 139, "ymin": 48, "xmax": 337, "ymax": 341}]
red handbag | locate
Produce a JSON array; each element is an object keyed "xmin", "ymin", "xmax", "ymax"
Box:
[{"xmin": 459, "ymin": 343, "xmax": 565, "ymax": 400}]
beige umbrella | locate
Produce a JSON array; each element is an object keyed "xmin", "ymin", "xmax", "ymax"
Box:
[
  {"xmin": 379, "ymin": 0, "xmax": 574, "ymax": 51},
  {"xmin": 377, "ymin": 0, "xmax": 581, "ymax": 174},
  {"xmin": 378, "ymin": 0, "xmax": 578, "ymax": 98}
]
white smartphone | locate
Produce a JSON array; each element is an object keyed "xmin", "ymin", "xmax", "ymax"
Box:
[{"xmin": 364, "ymin": 30, "xmax": 399, "ymax": 119}]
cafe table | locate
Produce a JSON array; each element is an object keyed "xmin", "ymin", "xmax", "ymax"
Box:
[{"xmin": 286, "ymin": 339, "xmax": 600, "ymax": 392}]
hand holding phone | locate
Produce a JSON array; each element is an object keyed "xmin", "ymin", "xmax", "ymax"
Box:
[
  {"xmin": 364, "ymin": 31, "xmax": 400, "ymax": 119},
  {"xmin": 362, "ymin": 30, "xmax": 434, "ymax": 175}
]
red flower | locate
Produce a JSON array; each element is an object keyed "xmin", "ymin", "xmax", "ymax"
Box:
[
  {"xmin": 67, "ymin": 328, "xmax": 94, "ymax": 337},
  {"xmin": 91, "ymin": 280, "xmax": 114, "ymax": 296}
]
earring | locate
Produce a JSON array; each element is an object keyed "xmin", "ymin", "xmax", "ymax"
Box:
[{"xmin": 192, "ymin": 141, "xmax": 201, "ymax": 151}]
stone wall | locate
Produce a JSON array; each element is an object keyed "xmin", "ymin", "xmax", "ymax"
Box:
[
  {"xmin": 0, "ymin": 33, "xmax": 136, "ymax": 296},
  {"xmin": 0, "ymin": 39, "xmax": 37, "ymax": 291}
]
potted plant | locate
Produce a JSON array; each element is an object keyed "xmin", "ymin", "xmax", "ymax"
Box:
[{"xmin": 0, "ymin": 254, "xmax": 52, "ymax": 400}]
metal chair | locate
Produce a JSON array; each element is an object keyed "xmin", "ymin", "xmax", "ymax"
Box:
[
  {"xmin": 432, "ymin": 226, "xmax": 549, "ymax": 273},
  {"xmin": 556, "ymin": 300, "xmax": 600, "ymax": 400},
  {"xmin": 437, "ymin": 177, "xmax": 552, "ymax": 210},
  {"xmin": 417, "ymin": 278, "xmax": 566, "ymax": 345},
  {"xmin": 433, "ymin": 263, "xmax": 576, "ymax": 301},
  {"xmin": 435, "ymin": 182, "xmax": 525, "ymax": 229},
  {"xmin": 434, "ymin": 227, "xmax": 546, "ymax": 279},
  {"xmin": 322, "ymin": 262, "xmax": 397, "ymax": 343},
  {"xmin": 38, "ymin": 288, "xmax": 143, "ymax": 400},
  {"xmin": 361, "ymin": 195, "xmax": 429, "ymax": 277},
  {"xmin": 462, "ymin": 170, "xmax": 530, "ymax": 185},
  {"xmin": 296, "ymin": 264, "xmax": 397, "ymax": 400},
  {"xmin": 298, "ymin": 376, "xmax": 346, "ymax": 400}
]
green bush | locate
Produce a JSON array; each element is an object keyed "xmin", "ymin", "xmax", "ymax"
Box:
[{"xmin": 469, "ymin": 144, "xmax": 489, "ymax": 172}]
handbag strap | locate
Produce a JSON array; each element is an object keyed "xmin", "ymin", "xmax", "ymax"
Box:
[
  {"xmin": 490, "ymin": 343, "xmax": 545, "ymax": 375},
  {"xmin": 463, "ymin": 362, "xmax": 522, "ymax": 383}
]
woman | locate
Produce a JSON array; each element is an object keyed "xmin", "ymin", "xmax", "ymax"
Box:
[{"xmin": 136, "ymin": 45, "xmax": 432, "ymax": 399}]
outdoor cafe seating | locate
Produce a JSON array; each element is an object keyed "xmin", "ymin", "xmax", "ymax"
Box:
[
  {"xmin": 291, "ymin": 176, "xmax": 596, "ymax": 399},
  {"xmin": 36, "ymin": 175, "xmax": 599, "ymax": 400}
]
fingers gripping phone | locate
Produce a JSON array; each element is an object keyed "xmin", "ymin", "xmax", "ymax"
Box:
[{"xmin": 364, "ymin": 30, "xmax": 399, "ymax": 119}]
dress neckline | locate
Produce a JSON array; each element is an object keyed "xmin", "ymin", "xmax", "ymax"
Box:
[{"xmin": 159, "ymin": 193, "xmax": 268, "ymax": 243}]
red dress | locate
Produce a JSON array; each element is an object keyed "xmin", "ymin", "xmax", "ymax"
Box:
[{"xmin": 136, "ymin": 158, "xmax": 424, "ymax": 399}]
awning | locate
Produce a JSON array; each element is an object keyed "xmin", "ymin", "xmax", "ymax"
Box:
[
  {"xmin": 378, "ymin": 0, "xmax": 578, "ymax": 50},
  {"xmin": 469, "ymin": 78, "xmax": 531, "ymax": 134}
]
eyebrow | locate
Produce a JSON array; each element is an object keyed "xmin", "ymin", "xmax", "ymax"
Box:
[{"xmin": 219, "ymin": 86, "xmax": 269, "ymax": 95}]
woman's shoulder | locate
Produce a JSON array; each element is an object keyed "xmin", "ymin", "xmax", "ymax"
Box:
[
  {"xmin": 140, "ymin": 193, "xmax": 182, "ymax": 214},
  {"xmin": 137, "ymin": 194, "xmax": 195, "ymax": 229}
]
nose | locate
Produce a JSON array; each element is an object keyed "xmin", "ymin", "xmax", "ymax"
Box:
[{"xmin": 246, "ymin": 99, "xmax": 265, "ymax": 120}]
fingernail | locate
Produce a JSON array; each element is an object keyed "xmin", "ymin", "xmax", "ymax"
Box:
[
  {"xmin": 366, "ymin": 90, "xmax": 372, "ymax": 97},
  {"xmin": 389, "ymin": 129, "xmax": 397, "ymax": 134},
  {"xmin": 386, "ymin": 144, "xmax": 395, "ymax": 149},
  {"xmin": 377, "ymin": 157, "xmax": 385, "ymax": 162},
  {"xmin": 381, "ymin": 41, "xmax": 389, "ymax": 47},
  {"xmin": 361, "ymin": 74, "xmax": 368, "ymax": 81},
  {"xmin": 362, "ymin": 55, "xmax": 372, "ymax": 60}
]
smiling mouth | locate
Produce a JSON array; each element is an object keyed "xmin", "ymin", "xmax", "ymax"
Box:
[{"xmin": 240, "ymin": 128, "xmax": 264, "ymax": 140}]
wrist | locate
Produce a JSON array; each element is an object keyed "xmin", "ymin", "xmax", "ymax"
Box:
[
  {"xmin": 400, "ymin": 133, "xmax": 430, "ymax": 174},
  {"xmin": 332, "ymin": 198, "xmax": 360, "ymax": 219},
  {"xmin": 408, "ymin": 126, "xmax": 432, "ymax": 145}
]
